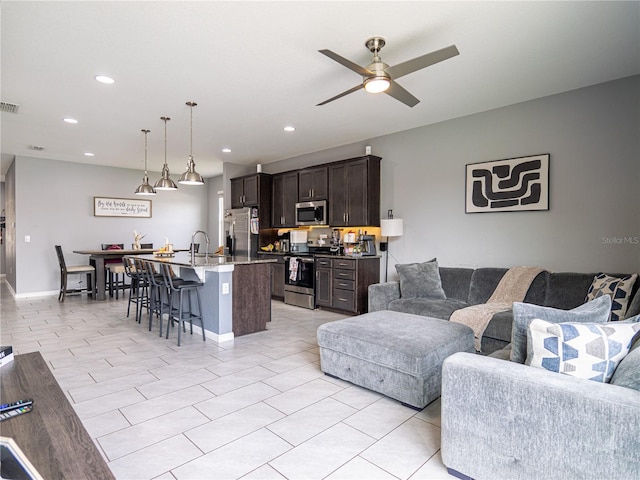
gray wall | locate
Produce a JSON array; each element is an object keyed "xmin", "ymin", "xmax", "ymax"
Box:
[
  {"xmin": 267, "ymin": 75, "xmax": 640, "ymax": 276},
  {"xmin": 10, "ymin": 156, "xmax": 209, "ymax": 295},
  {"xmin": 6, "ymin": 76, "xmax": 639, "ymax": 295}
]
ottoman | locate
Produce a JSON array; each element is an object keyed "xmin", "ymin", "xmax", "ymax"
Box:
[{"xmin": 317, "ymin": 310, "xmax": 475, "ymax": 409}]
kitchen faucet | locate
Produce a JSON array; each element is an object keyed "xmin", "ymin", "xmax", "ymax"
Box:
[{"xmin": 191, "ymin": 230, "xmax": 210, "ymax": 265}]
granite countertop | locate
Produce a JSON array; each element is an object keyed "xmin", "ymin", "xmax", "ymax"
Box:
[
  {"xmin": 258, "ymin": 251, "xmax": 381, "ymax": 260},
  {"xmin": 131, "ymin": 252, "xmax": 277, "ymax": 268}
]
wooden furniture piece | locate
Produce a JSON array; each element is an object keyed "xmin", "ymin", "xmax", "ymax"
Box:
[
  {"xmin": 232, "ymin": 263, "xmax": 271, "ymax": 336},
  {"xmin": 271, "ymin": 171, "xmax": 298, "ymax": 227},
  {"xmin": 315, "ymin": 256, "xmax": 380, "ymax": 314},
  {"xmin": 0, "ymin": 352, "xmax": 115, "ymax": 479},
  {"xmin": 54, "ymin": 245, "xmax": 95, "ymax": 302},
  {"xmin": 230, "ymin": 174, "xmax": 272, "ymax": 229},
  {"xmin": 328, "ymin": 156, "xmax": 381, "ymax": 227},
  {"xmin": 298, "ymin": 165, "xmax": 328, "ymax": 202},
  {"xmin": 101, "ymin": 244, "xmax": 126, "ymax": 298},
  {"xmin": 73, "ymin": 248, "xmax": 155, "ymax": 301}
]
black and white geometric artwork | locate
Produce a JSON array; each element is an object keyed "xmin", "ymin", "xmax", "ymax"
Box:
[{"xmin": 465, "ymin": 154, "xmax": 549, "ymax": 213}]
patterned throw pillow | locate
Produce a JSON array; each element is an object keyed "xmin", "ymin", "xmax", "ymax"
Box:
[
  {"xmin": 526, "ymin": 318, "xmax": 640, "ymax": 383},
  {"xmin": 586, "ymin": 273, "xmax": 638, "ymax": 321}
]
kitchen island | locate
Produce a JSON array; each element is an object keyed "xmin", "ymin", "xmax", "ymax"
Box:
[{"xmin": 129, "ymin": 252, "xmax": 276, "ymax": 343}]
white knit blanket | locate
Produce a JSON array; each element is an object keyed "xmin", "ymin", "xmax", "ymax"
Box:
[{"xmin": 450, "ymin": 266, "xmax": 546, "ymax": 351}]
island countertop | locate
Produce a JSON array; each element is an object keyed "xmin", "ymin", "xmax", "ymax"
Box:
[
  {"xmin": 126, "ymin": 252, "xmax": 274, "ymax": 342},
  {"xmin": 130, "ymin": 251, "xmax": 277, "ymax": 268}
]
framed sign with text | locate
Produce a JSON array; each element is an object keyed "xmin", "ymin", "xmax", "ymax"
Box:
[{"xmin": 93, "ymin": 197, "xmax": 152, "ymax": 218}]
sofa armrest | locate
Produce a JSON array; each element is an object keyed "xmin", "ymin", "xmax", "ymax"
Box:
[
  {"xmin": 368, "ymin": 282, "xmax": 400, "ymax": 312},
  {"xmin": 441, "ymin": 352, "xmax": 640, "ymax": 480}
]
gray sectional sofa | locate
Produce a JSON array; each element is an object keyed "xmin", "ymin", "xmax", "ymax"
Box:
[
  {"xmin": 369, "ymin": 266, "xmax": 640, "ymax": 479},
  {"xmin": 368, "ymin": 267, "xmax": 640, "ymax": 354}
]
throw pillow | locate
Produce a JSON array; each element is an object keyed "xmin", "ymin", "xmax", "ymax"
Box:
[
  {"xmin": 526, "ymin": 318, "xmax": 640, "ymax": 383},
  {"xmin": 586, "ymin": 272, "xmax": 638, "ymax": 321},
  {"xmin": 395, "ymin": 259, "xmax": 446, "ymax": 300},
  {"xmin": 610, "ymin": 318, "xmax": 640, "ymax": 391},
  {"xmin": 510, "ymin": 295, "xmax": 612, "ymax": 364}
]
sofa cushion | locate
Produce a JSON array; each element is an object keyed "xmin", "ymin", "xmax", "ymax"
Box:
[
  {"xmin": 467, "ymin": 268, "xmax": 508, "ymax": 305},
  {"xmin": 510, "ymin": 295, "xmax": 612, "ymax": 364},
  {"xmin": 586, "ymin": 273, "xmax": 638, "ymax": 321},
  {"xmin": 610, "ymin": 327, "xmax": 640, "ymax": 391},
  {"xmin": 483, "ymin": 309, "xmax": 514, "ymax": 344},
  {"xmin": 526, "ymin": 318, "xmax": 640, "ymax": 383},
  {"xmin": 438, "ymin": 267, "xmax": 474, "ymax": 302},
  {"xmin": 395, "ymin": 259, "xmax": 446, "ymax": 300},
  {"xmin": 544, "ymin": 272, "xmax": 598, "ymax": 309},
  {"xmin": 388, "ymin": 298, "xmax": 469, "ymax": 321}
]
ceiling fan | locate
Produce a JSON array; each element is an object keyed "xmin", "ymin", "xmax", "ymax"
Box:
[{"xmin": 317, "ymin": 37, "xmax": 459, "ymax": 108}]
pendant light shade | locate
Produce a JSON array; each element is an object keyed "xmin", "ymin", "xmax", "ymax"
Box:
[
  {"xmin": 179, "ymin": 101, "xmax": 205, "ymax": 185},
  {"xmin": 135, "ymin": 129, "xmax": 156, "ymax": 196},
  {"xmin": 154, "ymin": 116, "xmax": 178, "ymax": 190}
]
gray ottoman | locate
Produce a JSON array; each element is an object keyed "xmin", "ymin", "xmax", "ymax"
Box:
[{"xmin": 317, "ymin": 310, "xmax": 475, "ymax": 409}]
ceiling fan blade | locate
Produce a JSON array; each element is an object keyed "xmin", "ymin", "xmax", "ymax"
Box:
[
  {"xmin": 317, "ymin": 84, "xmax": 364, "ymax": 106},
  {"xmin": 319, "ymin": 49, "xmax": 373, "ymax": 77},
  {"xmin": 386, "ymin": 45, "xmax": 459, "ymax": 80},
  {"xmin": 385, "ymin": 80, "xmax": 420, "ymax": 108}
]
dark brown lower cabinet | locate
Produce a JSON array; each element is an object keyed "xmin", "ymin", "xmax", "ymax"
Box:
[
  {"xmin": 315, "ymin": 256, "xmax": 380, "ymax": 314},
  {"xmin": 232, "ymin": 263, "xmax": 271, "ymax": 335}
]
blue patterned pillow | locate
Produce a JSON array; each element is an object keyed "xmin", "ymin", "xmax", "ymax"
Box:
[
  {"xmin": 526, "ymin": 318, "xmax": 640, "ymax": 383},
  {"xmin": 586, "ymin": 273, "xmax": 638, "ymax": 321}
]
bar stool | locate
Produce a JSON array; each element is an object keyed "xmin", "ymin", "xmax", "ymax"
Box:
[
  {"xmin": 143, "ymin": 259, "xmax": 171, "ymax": 337},
  {"xmin": 124, "ymin": 257, "xmax": 148, "ymax": 323},
  {"xmin": 161, "ymin": 263, "xmax": 205, "ymax": 346}
]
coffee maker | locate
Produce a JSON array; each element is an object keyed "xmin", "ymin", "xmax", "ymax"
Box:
[{"xmin": 359, "ymin": 235, "xmax": 377, "ymax": 256}]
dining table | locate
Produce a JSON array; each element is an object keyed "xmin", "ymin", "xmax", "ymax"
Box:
[{"xmin": 72, "ymin": 248, "xmax": 156, "ymax": 300}]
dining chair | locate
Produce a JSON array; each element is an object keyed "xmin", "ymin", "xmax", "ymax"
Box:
[
  {"xmin": 55, "ymin": 245, "xmax": 95, "ymax": 302},
  {"xmin": 190, "ymin": 243, "xmax": 200, "ymax": 254},
  {"xmin": 132, "ymin": 243, "xmax": 153, "ymax": 249},
  {"xmin": 101, "ymin": 243, "xmax": 126, "ymax": 298},
  {"xmin": 161, "ymin": 263, "xmax": 205, "ymax": 346}
]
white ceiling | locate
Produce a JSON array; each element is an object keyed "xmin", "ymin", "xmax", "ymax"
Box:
[{"xmin": 2, "ymin": 1, "xmax": 639, "ymax": 179}]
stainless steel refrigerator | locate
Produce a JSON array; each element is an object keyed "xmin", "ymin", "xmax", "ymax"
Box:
[{"xmin": 226, "ymin": 207, "xmax": 259, "ymax": 257}]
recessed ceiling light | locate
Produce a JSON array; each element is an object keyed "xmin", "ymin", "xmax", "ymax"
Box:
[
  {"xmin": 84, "ymin": 152, "xmax": 95, "ymax": 157},
  {"xmin": 284, "ymin": 126, "xmax": 296, "ymax": 132},
  {"xmin": 222, "ymin": 148, "xmax": 231, "ymax": 153},
  {"xmin": 63, "ymin": 118, "xmax": 78, "ymax": 124},
  {"xmin": 94, "ymin": 75, "xmax": 115, "ymax": 84}
]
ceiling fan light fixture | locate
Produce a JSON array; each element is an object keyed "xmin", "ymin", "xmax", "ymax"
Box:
[{"xmin": 364, "ymin": 76, "xmax": 391, "ymax": 94}]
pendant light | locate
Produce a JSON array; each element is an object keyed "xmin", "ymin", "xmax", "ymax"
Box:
[
  {"xmin": 135, "ymin": 129, "xmax": 156, "ymax": 196},
  {"xmin": 179, "ymin": 101, "xmax": 205, "ymax": 185},
  {"xmin": 154, "ymin": 116, "xmax": 178, "ymax": 190}
]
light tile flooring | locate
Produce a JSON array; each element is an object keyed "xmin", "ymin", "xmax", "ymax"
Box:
[{"xmin": 0, "ymin": 281, "xmax": 455, "ymax": 480}]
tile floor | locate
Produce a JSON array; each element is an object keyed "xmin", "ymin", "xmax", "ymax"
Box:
[{"xmin": 0, "ymin": 281, "xmax": 456, "ymax": 480}]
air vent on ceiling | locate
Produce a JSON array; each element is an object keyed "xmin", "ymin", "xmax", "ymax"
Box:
[
  {"xmin": 28, "ymin": 145, "xmax": 45, "ymax": 151},
  {"xmin": 1, "ymin": 102, "xmax": 20, "ymax": 113}
]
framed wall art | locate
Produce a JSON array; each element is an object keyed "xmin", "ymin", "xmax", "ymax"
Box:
[
  {"xmin": 465, "ymin": 154, "xmax": 549, "ymax": 213},
  {"xmin": 93, "ymin": 197, "xmax": 152, "ymax": 218}
]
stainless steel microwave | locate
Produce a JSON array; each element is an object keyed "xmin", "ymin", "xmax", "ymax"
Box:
[{"xmin": 295, "ymin": 200, "xmax": 327, "ymax": 226}]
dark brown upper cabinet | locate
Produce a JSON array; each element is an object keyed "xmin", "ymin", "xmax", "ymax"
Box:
[{"xmin": 298, "ymin": 166, "xmax": 328, "ymax": 202}]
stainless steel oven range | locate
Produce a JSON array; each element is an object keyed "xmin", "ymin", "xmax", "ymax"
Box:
[{"xmin": 284, "ymin": 255, "xmax": 315, "ymax": 309}]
